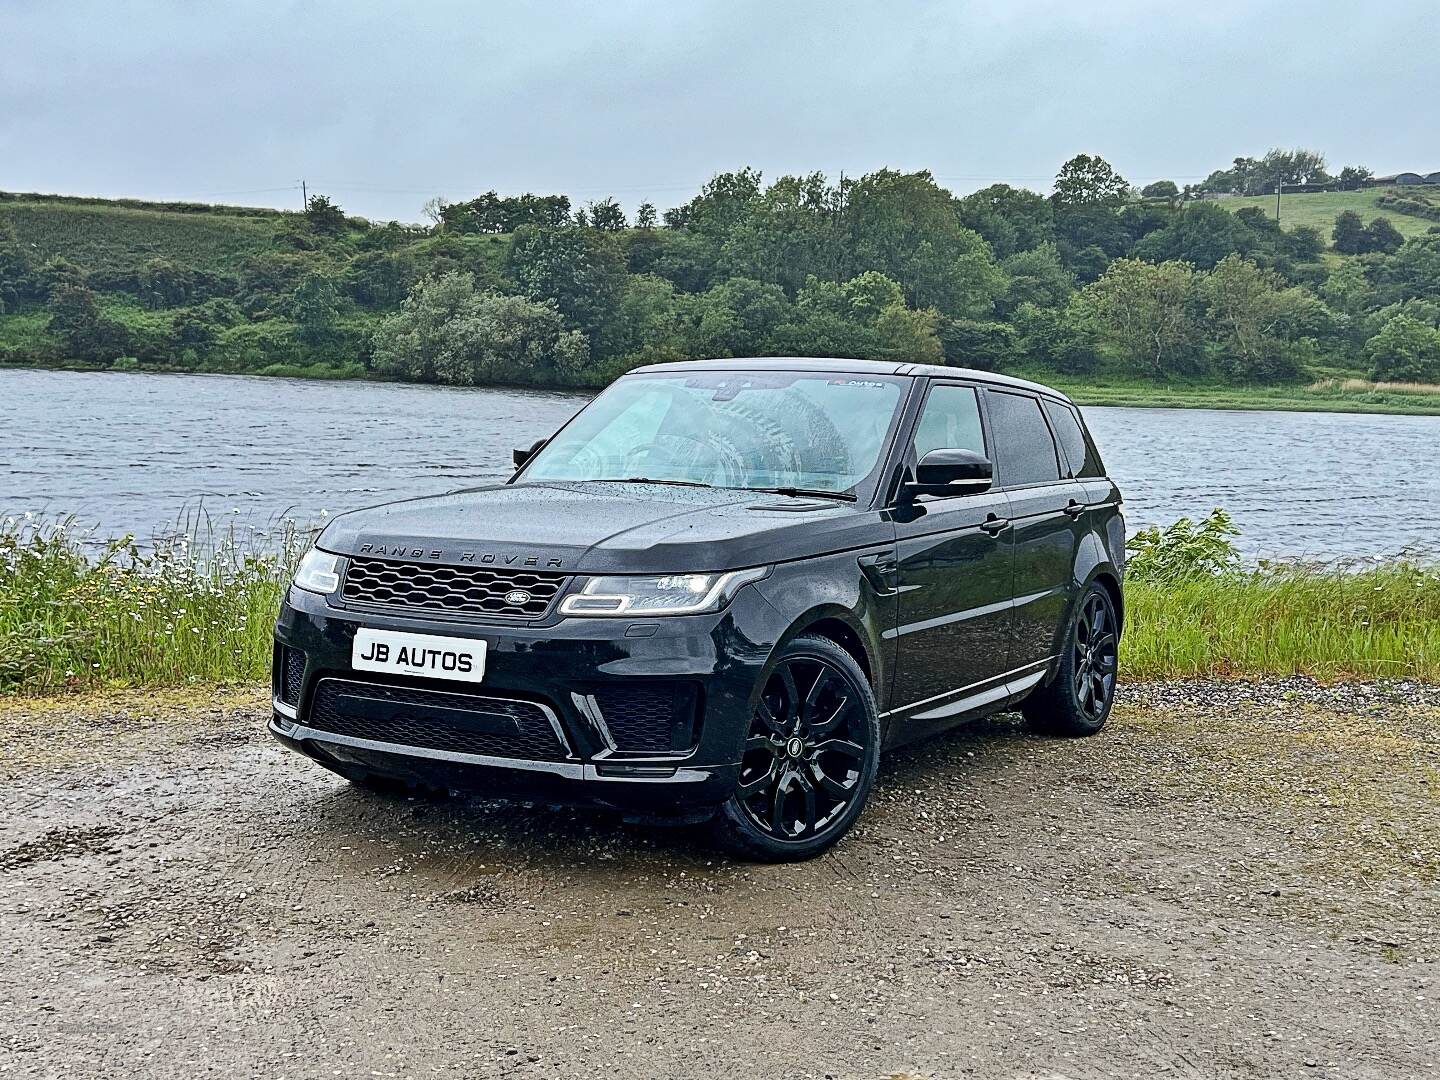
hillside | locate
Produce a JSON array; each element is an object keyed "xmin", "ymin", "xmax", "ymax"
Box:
[
  {"xmin": 0, "ymin": 194, "xmax": 285, "ymax": 275},
  {"xmin": 3, "ymin": 161, "xmax": 1439, "ymax": 410},
  {"xmin": 1216, "ymin": 186, "xmax": 1437, "ymax": 240}
]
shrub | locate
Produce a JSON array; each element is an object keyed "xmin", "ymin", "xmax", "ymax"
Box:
[
  {"xmin": 1375, "ymin": 192, "xmax": 1440, "ymax": 223},
  {"xmin": 46, "ymin": 283, "xmax": 132, "ymax": 362},
  {"xmin": 1332, "ymin": 210, "xmax": 1367, "ymax": 254},
  {"xmin": 937, "ymin": 317, "xmax": 1014, "ymax": 370},
  {"xmin": 372, "ymin": 271, "xmax": 591, "ymax": 386},
  {"xmin": 1012, "ymin": 301, "xmax": 1100, "ymax": 374},
  {"xmin": 1363, "ymin": 218, "xmax": 1405, "ymax": 256},
  {"xmin": 1125, "ymin": 508, "xmax": 1241, "ymax": 584},
  {"xmin": 1365, "ymin": 314, "xmax": 1440, "ymax": 382}
]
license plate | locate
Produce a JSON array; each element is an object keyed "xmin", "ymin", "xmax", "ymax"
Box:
[{"xmin": 351, "ymin": 628, "xmax": 487, "ymax": 684}]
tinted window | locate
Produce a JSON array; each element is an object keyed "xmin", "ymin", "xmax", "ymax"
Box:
[
  {"xmin": 1041, "ymin": 399, "xmax": 1102, "ymax": 478},
  {"xmin": 985, "ymin": 391, "xmax": 1060, "ymax": 486},
  {"xmin": 912, "ymin": 384, "xmax": 985, "ymax": 460}
]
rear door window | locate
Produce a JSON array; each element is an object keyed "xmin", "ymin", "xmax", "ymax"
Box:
[{"xmin": 984, "ymin": 390, "xmax": 1061, "ymax": 487}]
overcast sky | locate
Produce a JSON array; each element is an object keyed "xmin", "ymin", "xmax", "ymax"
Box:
[{"xmin": 3, "ymin": 0, "xmax": 1436, "ymax": 222}]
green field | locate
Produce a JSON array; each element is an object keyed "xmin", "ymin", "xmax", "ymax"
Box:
[
  {"xmin": 1217, "ymin": 186, "xmax": 1438, "ymax": 239},
  {"xmin": 1, "ymin": 197, "xmax": 281, "ymax": 275}
]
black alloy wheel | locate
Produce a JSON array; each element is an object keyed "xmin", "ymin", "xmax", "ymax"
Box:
[
  {"xmin": 1072, "ymin": 589, "xmax": 1118, "ymax": 723},
  {"xmin": 712, "ymin": 635, "xmax": 880, "ymax": 861},
  {"xmin": 1021, "ymin": 582, "xmax": 1119, "ymax": 737}
]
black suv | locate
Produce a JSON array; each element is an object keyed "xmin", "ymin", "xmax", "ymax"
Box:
[{"xmin": 272, "ymin": 358, "xmax": 1124, "ymax": 860}]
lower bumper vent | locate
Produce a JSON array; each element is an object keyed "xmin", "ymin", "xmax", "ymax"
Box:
[
  {"xmin": 278, "ymin": 647, "xmax": 306, "ymax": 707},
  {"xmin": 593, "ymin": 683, "xmax": 699, "ymax": 755},
  {"xmin": 306, "ymin": 678, "xmax": 570, "ymax": 762}
]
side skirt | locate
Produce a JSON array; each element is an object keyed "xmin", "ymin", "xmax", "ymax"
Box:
[{"xmin": 880, "ymin": 658, "xmax": 1052, "ymax": 748}]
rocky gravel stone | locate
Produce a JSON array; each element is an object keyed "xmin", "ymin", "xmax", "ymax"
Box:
[{"xmin": 1, "ymin": 680, "xmax": 1436, "ymax": 1078}]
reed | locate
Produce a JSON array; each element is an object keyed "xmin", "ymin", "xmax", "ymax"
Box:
[
  {"xmin": 1125, "ymin": 562, "xmax": 1440, "ymax": 680},
  {"xmin": 1308, "ymin": 377, "xmax": 1440, "ymax": 397},
  {"xmin": 0, "ymin": 513, "xmax": 301, "ymax": 693},
  {"xmin": 2, "ymin": 512, "xmax": 1436, "ymax": 694}
]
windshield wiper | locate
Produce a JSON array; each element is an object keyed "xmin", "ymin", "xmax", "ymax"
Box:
[
  {"xmin": 587, "ymin": 477, "xmax": 717, "ymax": 489},
  {"xmin": 747, "ymin": 486, "xmax": 858, "ymax": 502}
]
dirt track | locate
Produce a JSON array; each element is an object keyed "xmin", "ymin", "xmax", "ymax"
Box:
[{"xmin": 2, "ymin": 680, "xmax": 1437, "ymax": 1080}]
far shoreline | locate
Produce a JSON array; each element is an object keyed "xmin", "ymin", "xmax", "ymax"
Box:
[{"xmin": 7, "ymin": 359, "xmax": 1440, "ymax": 417}]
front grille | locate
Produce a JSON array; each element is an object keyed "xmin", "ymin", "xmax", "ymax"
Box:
[
  {"xmin": 594, "ymin": 683, "xmax": 698, "ymax": 755},
  {"xmin": 279, "ymin": 647, "xmax": 306, "ymax": 706},
  {"xmin": 341, "ymin": 555, "xmax": 567, "ymax": 619},
  {"xmin": 306, "ymin": 678, "xmax": 570, "ymax": 762}
]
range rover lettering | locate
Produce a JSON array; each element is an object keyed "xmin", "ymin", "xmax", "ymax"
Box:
[{"xmin": 271, "ymin": 358, "xmax": 1124, "ymax": 861}]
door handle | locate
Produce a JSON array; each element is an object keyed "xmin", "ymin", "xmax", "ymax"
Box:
[
  {"xmin": 980, "ymin": 514, "xmax": 1009, "ymax": 536},
  {"xmin": 1063, "ymin": 499, "xmax": 1086, "ymax": 518}
]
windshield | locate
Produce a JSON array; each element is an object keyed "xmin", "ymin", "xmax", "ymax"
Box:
[{"xmin": 521, "ymin": 371, "xmax": 908, "ymax": 496}]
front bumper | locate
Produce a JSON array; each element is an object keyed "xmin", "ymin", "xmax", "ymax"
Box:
[{"xmin": 270, "ymin": 583, "xmax": 786, "ymax": 812}]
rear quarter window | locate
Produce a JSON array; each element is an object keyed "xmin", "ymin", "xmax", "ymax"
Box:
[{"xmin": 1041, "ymin": 398, "xmax": 1104, "ymax": 478}]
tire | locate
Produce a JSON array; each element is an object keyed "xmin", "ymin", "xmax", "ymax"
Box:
[
  {"xmin": 710, "ymin": 634, "xmax": 881, "ymax": 862},
  {"xmin": 1021, "ymin": 583, "xmax": 1119, "ymax": 737}
]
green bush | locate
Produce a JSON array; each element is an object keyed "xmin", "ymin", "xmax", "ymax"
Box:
[
  {"xmin": 1375, "ymin": 192, "xmax": 1440, "ymax": 223},
  {"xmin": 1366, "ymin": 314, "xmax": 1440, "ymax": 382},
  {"xmin": 1125, "ymin": 508, "xmax": 1241, "ymax": 584}
]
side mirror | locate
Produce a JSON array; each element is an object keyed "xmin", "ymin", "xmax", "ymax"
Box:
[
  {"xmin": 904, "ymin": 448, "xmax": 993, "ymax": 499},
  {"xmin": 513, "ymin": 438, "xmax": 546, "ymax": 468}
]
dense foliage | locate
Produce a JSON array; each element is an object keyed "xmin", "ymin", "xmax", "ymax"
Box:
[{"xmin": 3, "ymin": 152, "xmax": 1440, "ymax": 389}]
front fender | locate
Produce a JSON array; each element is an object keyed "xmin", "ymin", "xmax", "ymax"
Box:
[{"xmin": 752, "ymin": 548, "xmax": 896, "ymax": 712}]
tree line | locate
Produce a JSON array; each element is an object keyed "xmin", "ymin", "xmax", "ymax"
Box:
[{"xmin": 2, "ymin": 149, "xmax": 1438, "ymax": 388}]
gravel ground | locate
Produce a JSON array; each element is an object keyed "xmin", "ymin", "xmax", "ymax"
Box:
[{"xmin": 1, "ymin": 679, "xmax": 1437, "ymax": 1080}]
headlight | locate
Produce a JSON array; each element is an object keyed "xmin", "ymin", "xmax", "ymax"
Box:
[
  {"xmin": 559, "ymin": 568, "xmax": 768, "ymax": 617},
  {"xmin": 293, "ymin": 548, "xmax": 342, "ymax": 594}
]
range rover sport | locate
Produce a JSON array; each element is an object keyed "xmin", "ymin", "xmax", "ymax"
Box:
[{"xmin": 271, "ymin": 358, "xmax": 1124, "ymax": 861}]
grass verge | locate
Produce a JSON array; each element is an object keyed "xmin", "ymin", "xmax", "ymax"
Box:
[
  {"xmin": 1041, "ymin": 374, "xmax": 1440, "ymax": 416},
  {"xmin": 1126, "ymin": 566, "xmax": 1439, "ymax": 680},
  {"xmin": 2, "ymin": 515, "xmax": 1436, "ymax": 695},
  {"xmin": 1, "ymin": 515, "xmax": 299, "ymax": 693}
]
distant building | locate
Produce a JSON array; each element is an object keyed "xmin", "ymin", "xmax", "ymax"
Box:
[{"xmin": 1366, "ymin": 171, "xmax": 1432, "ymax": 187}]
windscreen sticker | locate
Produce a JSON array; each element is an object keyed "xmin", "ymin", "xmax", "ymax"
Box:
[{"xmin": 829, "ymin": 379, "xmax": 891, "ymax": 389}]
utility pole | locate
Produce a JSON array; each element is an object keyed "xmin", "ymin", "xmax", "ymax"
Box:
[
  {"xmin": 299, "ymin": 180, "xmax": 307, "ymax": 212},
  {"xmin": 1275, "ymin": 181, "xmax": 1281, "ymax": 223}
]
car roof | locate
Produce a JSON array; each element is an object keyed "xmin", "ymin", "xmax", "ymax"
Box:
[{"xmin": 630, "ymin": 356, "xmax": 1073, "ymax": 403}]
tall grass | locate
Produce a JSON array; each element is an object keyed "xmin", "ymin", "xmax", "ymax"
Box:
[
  {"xmin": 1, "ymin": 511, "xmax": 1437, "ymax": 695},
  {"xmin": 1124, "ymin": 510, "xmax": 1439, "ymax": 679},
  {"xmin": 1308, "ymin": 377, "xmax": 1440, "ymax": 398},
  {"xmin": 0, "ymin": 514, "xmax": 300, "ymax": 693},
  {"xmin": 1126, "ymin": 563, "xmax": 1440, "ymax": 680}
]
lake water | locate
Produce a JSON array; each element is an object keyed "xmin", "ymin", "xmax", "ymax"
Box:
[{"xmin": 5, "ymin": 368, "xmax": 1439, "ymax": 560}]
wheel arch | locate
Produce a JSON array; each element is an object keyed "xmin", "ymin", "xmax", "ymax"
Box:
[
  {"xmin": 1089, "ymin": 569, "xmax": 1124, "ymax": 636},
  {"xmin": 766, "ymin": 604, "xmax": 880, "ymax": 693},
  {"xmin": 1037, "ymin": 559, "xmax": 1123, "ymax": 692},
  {"xmin": 1071, "ymin": 529, "xmax": 1125, "ymax": 636},
  {"xmin": 793, "ymin": 614, "xmax": 873, "ymax": 686}
]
